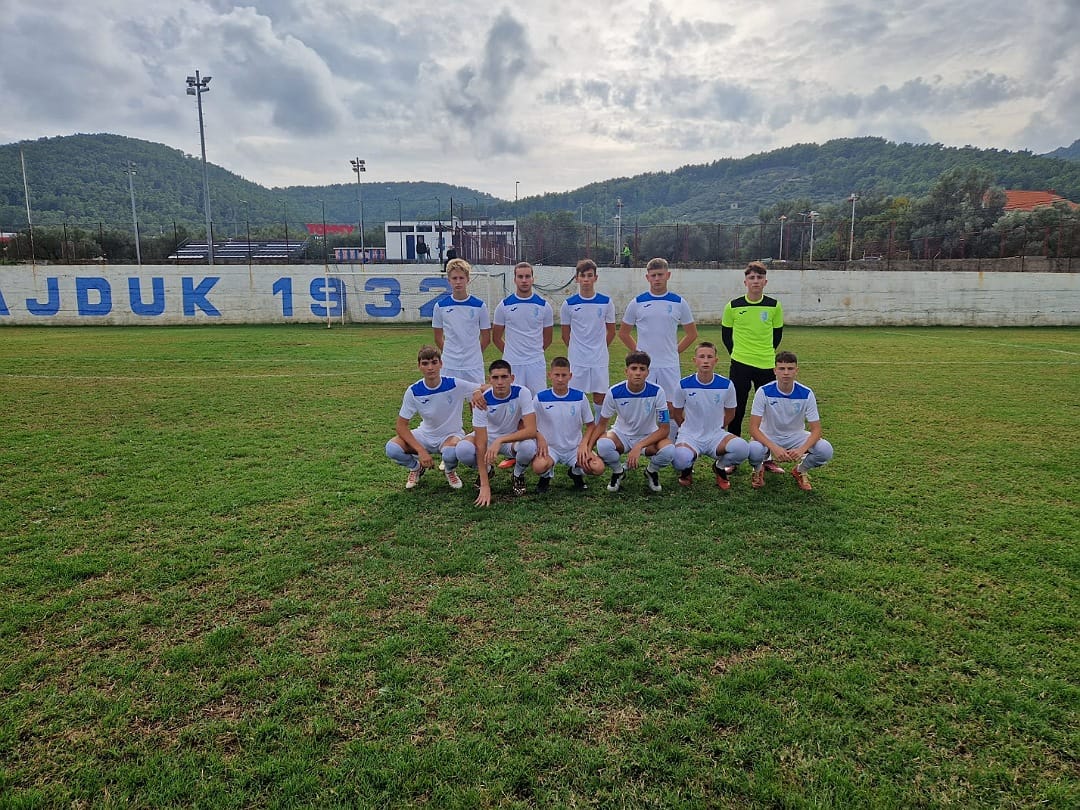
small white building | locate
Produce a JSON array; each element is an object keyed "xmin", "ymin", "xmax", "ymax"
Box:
[{"xmin": 384, "ymin": 219, "xmax": 517, "ymax": 264}]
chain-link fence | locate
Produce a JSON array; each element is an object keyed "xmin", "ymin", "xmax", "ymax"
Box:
[{"xmin": 4, "ymin": 217, "xmax": 1080, "ymax": 265}]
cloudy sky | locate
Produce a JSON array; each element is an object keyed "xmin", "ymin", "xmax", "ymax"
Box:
[{"xmin": 1, "ymin": 0, "xmax": 1077, "ymax": 197}]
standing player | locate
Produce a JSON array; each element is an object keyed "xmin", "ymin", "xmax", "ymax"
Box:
[
  {"xmin": 560, "ymin": 259, "xmax": 616, "ymax": 405},
  {"xmin": 721, "ymin": 261, "xmax": 784, "ymax": 463},
  {"xmin": 747, "ymin": 351, "xmax": 833, "ymax": 491},
  {"xmin": 432, "ymin": 257, "xmax": 490, "ymax": 384},
  {"xmin": 456, "ymin": 359, "xmax": 539, "ymax": 503},
  {"xmin": 670, "ymin": 342, "xmax": 750, "ymax": 491},
  {"xmin": 492, "ymin": 261, "xmax": 553, "ymax": 397},
  {"xmin": 585, "ymin": 351, "xmax": 676, "ymax": 493},
  {"xmin": 532, "ymin": 357, "xmax": 602, "ymax": 493},
  {"xmin": 384, "ymin": 345, "xmax": 481, "ymax": 492},
  {"xmin": 618, "ymin": 257, "xmax": 698, "ymax": 434}
]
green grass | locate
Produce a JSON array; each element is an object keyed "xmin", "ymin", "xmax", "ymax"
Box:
[{"xmin": 1, "ymin": 325, "xmax": 1077, "ymax": 808}]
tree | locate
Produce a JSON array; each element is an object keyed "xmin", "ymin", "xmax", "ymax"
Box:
[{"xmin": 909, "ymin": 167, "xmax": 1005, "ymax": 257}]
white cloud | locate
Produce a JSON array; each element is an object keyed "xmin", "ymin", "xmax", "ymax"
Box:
[{"xmin": 0, "ymin": 0, "xmax": 1074, "ymax": 195}]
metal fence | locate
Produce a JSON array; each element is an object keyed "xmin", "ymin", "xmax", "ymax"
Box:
[{"xmin": 3, "ymin": 217, "xmax": 1079, "ymax": 266}]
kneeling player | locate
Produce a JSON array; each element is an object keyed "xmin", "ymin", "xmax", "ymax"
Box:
[
  {"xmin": 747, "ymin": 351, "xmax": 834, "ymax": 491},
  {"xmin": 532, "ymin": 357, "xmax": 604, "ymax": 493},
  {"xmin": 671, "ymin": 342, "xmax": 750, "ymax": 490},
  {"xmin": 585, "ymin": 351, "xmax": 676, "ymax": 493},
  {"xmin": 385, "ymin": 345, "xmax": 481, "ymax": 492},
  {"xmin": 456, "ymin": 359, "xmax": 538, "ymax": 506}
]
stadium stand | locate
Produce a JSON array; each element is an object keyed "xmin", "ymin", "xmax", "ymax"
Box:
[{"xmin": 168, "ymin": 238, "xmax": 309, "ymax": 263}]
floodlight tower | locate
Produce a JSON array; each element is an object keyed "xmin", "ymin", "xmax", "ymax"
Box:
[
  {"xmin": 124, "ymin": 161, "xmax": 141, "ymax": 266},
  {"xmin": 186, "ymin": 70, "xmax": 214, "ymax": 265},
  {"xmin": 350, "ymin": 158, "xmax": 366, "ymax": 261},
  {"xmin": 613, "ymin": 197, "xmax": 624, "ymax": 265},
  {"xmin": 847, "ymin": 193, "xmax": 860, "ymax": 261}
]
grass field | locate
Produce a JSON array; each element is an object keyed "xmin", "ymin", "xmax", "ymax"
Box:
[{"xmin": 1, "ymin": 324, "xmax": 1077, "ymax": 808}]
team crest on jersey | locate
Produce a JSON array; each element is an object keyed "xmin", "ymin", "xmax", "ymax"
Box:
[{"xmin": 760, "ymin": 311, "xmax": 769, "ymax": 322}]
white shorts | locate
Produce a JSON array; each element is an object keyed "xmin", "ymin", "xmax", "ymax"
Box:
[
  {"xmin": 571, "ymin": 363, "xmax": 611, "ymax": 397},
  {"xmin": 611, "ymin": 428, "xmax": 656, "ymax": 453},
  {"xmin": 542, "ymin": 446, "xmax": 581, "ymax": 469},
  {"xmin": 675, "ymin": 430, "xmax": 731, "ymax": 458},
  {"xmin": 647, "ymin": 366, "xmax": 680, "ymax": 402},
  {"xmin": 510, "ymin": 360, "xmax": 547, "ymax": 397},
  {"xmin": 413, "ymin": 427, "xmax": 464, "ymax": 454},
  {"xmin": 464, "ymin": 432, "xmax": 523, "ymax": 459}
]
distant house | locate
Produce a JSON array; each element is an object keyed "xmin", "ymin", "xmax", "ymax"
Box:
[{"xmin": 1001, "ymin": 190, "xmax": 1079, "ymax": 212}]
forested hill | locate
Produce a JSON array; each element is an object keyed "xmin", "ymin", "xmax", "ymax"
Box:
[
  {"xmin": 0, "ymin": 133, "xmax": 496, "ymax": 231},
  {"xmin": 1043, "ymin": 139, "xmax": 1080, "ymax": 162},
  {"xmin": 538, "ymin": 138, "xmax": 1080, "ymax": 225},
  {"xmin": 2, "ymin": 133, "xmax": 1080, "ymax": 229}
]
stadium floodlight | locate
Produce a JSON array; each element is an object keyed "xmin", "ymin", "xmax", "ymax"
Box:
[
  {"xmin": 778, "ymin": 215, "xmax": 787, "ymax": 261},
  {"xmin": 124, "ymin": 162, "xmax": 141, "ymax": 266},
  {"xmin": 186, "ymin": 70, "xmax": 214, "ymax": 265},
  {"xmin": 808, "ymin": 210, "xmax": 820, "ymax": 262},
  {"xmin": 848, "ymin": 193, "xmax": 860, "ymax": 261},
  {"xmin": 350, "ymin": 158, "xmax": 366, "ymax": 262}
]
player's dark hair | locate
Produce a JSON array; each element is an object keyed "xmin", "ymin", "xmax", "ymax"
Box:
[
  {"xmin": 488, "ymin": 358, "xmax": 512, "ymax": 374},
  {"xmin": 745, "ymin": 261, "xmax": 768, "ymax": 276},
  {"xmin": 575, "ymin": 259, "xmax": 597, "ymax": 276},
  {"xmin": 625, "ymin": 351, "xmax": 651, "ymax": 368},
  {"xmin": 417, "ymin": 345, "xmax": 441, "ymax": 362},
  {"xmin": 551, "ymin": 356, "xmax": 571, "ymax": 369},
  {"xmin": 697, "ymin": 341, "xmax": 717, "ymax": 352},
  {"xmin": 775, "ymin": 350, "xmax": 798, "ymax": 364}
]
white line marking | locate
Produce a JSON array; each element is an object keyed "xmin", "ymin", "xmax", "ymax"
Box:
[{"xmin": 878, "ymin": 330, "xmax": 1080, "ymax": 357}]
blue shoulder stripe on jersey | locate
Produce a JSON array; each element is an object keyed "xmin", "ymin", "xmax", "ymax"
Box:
[
  {"xmin": 634, "ymin": 291, "xmax": 683, "ymax": 304},
  {"xmin": 762, "ymin": 381, "xmax": 811, "ymax": 400},
  {"xmin": 410, "ymin": 376, "xmax": 458, "ymax": 396},
  {"xmin": 566, "ymin": 293, "xmax": 612, "ymax": 306},
  {"xmin": 680, "ymin": 373, "xmax": 732, "ymax": 390},
  {"xmin": 484, "ymin": 384, "xmax": 524, "ymax": 406},
  {"xmin": 537, "ymin": 387, "xmax": 587, "ymax": 403},
  {"xmin": 438, "ymin": 294, "xmax": 485, "ymax": 309},
  {"xmin": 611, "ymin": 381, "xmax": 661, "ymax": 398},
  {"xmin": 501, "ymin": 293, "xmax": 548, "ymax": 307}
]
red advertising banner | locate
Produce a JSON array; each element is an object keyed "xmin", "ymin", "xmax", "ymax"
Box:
[{"xmin": 305, "ymin": 223, "xmax": 356, "ymax": 236}]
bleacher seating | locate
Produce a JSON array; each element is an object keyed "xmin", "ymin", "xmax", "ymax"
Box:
[{"xmin": 168, "ymin": 238, "xmax": 309, "ymax": 263}]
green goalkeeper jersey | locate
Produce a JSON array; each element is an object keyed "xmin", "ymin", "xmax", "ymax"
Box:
[{"xmin": 721, "ymin": 295, "xmax": 784, "ymax": 369}]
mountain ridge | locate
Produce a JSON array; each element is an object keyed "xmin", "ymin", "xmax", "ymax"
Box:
[{"xmin": 2, "ymin": 133, "xmax": 1079, "ymax": 230}]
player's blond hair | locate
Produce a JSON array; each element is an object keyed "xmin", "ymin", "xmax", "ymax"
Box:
[{"xmin": 445, "ymin": 258, "xmax": 471, "ymax": 278}]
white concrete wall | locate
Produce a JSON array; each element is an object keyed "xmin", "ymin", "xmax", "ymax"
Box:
[{"xmin": 0, "ymin": 263, "xmax": 1077, "ymax": 326}]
